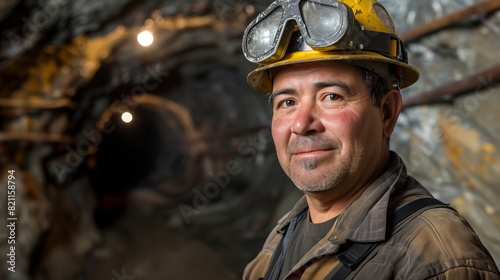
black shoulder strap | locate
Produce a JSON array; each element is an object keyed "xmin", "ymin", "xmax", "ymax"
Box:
[
  {"xmin": 261, "ymin": 235, "xmax": 284, "ymax": 280},
  {"xmin": 260, "ymin": 210, "xmax": 307, "ymax": 280},
  {"xmin": 326, "ymin": 198, "xmax": 451, "ymax": 280}
]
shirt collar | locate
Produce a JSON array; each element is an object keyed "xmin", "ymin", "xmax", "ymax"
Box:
[{"xmin": 330, "ymin": 152, "xmax": 406, "ymax": 243}]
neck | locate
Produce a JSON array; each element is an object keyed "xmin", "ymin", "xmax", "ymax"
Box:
[
  {"xmin": 306, "ymin": 152, "xmax": 391, "ymax": 223},
  {"xmin": 305, "ymin": 184, "xmax": 369, "ymax": 223}
]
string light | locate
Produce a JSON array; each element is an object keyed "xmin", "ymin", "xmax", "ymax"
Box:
[
  {"xmin": 137, "ymin": 30, "xmax": 154, "ymax": 47},
  {"xmin": 121, "ymin": 112, "xmax": 133, "ymax": 123}
]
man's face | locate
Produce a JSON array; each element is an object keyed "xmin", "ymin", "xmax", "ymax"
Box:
[{"xmin": 271, "ymin": 61, "xmax": 387, "ymax": 193}]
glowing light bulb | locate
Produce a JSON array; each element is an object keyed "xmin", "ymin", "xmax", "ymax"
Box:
[
  {"xmin": 137, "ymin": 31, "xmax": 154, "ymax": 47},
  {"xmin": 121, "ymin": 112, "xmax": 133, "ymax": 123}
]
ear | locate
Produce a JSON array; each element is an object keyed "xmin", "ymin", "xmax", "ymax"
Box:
[{"xmin": 380, "ymin": 89, "xmax": 402, "ymax": 138}]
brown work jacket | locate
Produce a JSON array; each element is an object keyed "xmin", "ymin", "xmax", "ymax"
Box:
[{"xmin": 243, "ymin": 152, "xmax": 500, "ymax": 279}]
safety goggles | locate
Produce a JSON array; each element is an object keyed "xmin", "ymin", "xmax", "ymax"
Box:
[{"xmin": 242, "ymin": 0, "xmax": 408, "ymax": 65}]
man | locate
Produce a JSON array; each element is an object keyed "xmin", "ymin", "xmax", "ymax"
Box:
[{"xmin": 241, "ymin": 0, "xmax": 500, "ymax": 279}]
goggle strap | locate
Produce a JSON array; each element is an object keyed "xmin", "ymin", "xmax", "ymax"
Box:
[
  {"xmin": 362, "ymin": 30, "xmax": 408, "ymax": 63},
  {"xmin": 283, "ymin": 30, "xmax": 408, "ymax": 65}
]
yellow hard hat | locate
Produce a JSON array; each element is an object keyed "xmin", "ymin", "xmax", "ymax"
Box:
[{"xmin": 242, "ymin": 0, "xmax": 420, "ymax": 93}]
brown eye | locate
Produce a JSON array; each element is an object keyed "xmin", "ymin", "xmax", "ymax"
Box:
[
  {"xmin": 277, "ymin": 99, "xmax": 295, "ymax": 108},
  {"xmin": 327, "ymin": 94, "xmax": 341, "ymax": 101}
]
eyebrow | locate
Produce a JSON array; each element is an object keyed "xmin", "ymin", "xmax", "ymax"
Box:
[
  {"xmin": 314, "ymin": 81, "xmax": 352, "ymax": 96},
  {"xmin": 269, "ymin": 81, "xmax": 352, "ymax": 105},
  {"xmin": 269, "ymin": 88, "xmax": 296, "ymax": 105}
]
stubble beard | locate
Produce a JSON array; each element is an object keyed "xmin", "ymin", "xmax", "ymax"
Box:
[{"xmin": 289, "ymin": 147, "xmax": 364, "ymax": 193}]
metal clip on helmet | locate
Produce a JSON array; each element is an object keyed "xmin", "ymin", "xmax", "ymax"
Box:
[{"xmin": 242, "ymin": 0, "xmax": 420, "ymax": 93}]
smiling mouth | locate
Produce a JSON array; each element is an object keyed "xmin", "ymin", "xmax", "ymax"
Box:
[
  {"xmin": 287, "ymin": 136, "xmax": 337, "ymax": 158},
  {"xmin": 293, "ymin": 148, "xmax": 335, "ymax": 157}
]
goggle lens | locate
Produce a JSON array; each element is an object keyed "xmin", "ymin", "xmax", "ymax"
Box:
[
  {"xmin": 243, "ymin": 0, "xmax": 407, "ymax": 65},
  {"xmin": 246, "ymin": 7, "xmax": 284, "ymax": 58},
  {"xmin": 301, "ymin": 1, "xmax": 343, "ymax": 41}
]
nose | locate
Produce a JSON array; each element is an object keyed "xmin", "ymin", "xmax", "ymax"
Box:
[{"xmin": 291, "ymin": 103, "xmax": 324, "ymax": 136}]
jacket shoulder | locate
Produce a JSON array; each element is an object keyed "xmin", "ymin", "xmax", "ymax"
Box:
[{"xmin": 383, "ymin": 207, "xmax": 500, "ymax": 279}]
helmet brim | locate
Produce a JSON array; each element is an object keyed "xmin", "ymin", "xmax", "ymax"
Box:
[{"xmin": 247, "ymin": 50, "xmax": 420, "ymax": 93}]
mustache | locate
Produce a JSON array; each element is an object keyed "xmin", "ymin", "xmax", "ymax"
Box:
[{"xmin": 286, "ymin": 136, "xmax": 337, "ymax": 154}]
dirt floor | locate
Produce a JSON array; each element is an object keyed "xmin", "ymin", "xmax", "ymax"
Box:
[{"xmin": 86, "ymin": 205, "xmax": 240, "ymax": 280}]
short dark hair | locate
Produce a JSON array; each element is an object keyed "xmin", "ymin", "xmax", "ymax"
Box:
[
  {"xmin": 362, "ymin": 68, "xmax": 392, "ymax": 147},
  {"xmin": 362, "ymin": 68, "xmax": 389, "ymax": 107}
]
